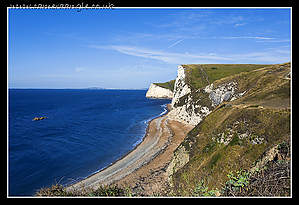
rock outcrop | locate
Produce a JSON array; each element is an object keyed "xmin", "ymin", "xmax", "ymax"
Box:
[
  {"xmin": 204, "ymin": 81, "xmax": 246, "ymax": 107},
  {"xmin": 146, "ymin": 83, "xmax": 173, "ymax": 99},
  {"xmin": 166, "ymin": 145, "xmax": 189, "ymax": 183},
  {"xmin": 33, "ymin": 117, "xmax": 46, "ymax": 121}
]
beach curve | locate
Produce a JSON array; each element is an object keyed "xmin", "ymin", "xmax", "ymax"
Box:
[
  {"xmin": 66, "ymin": 104, "xmax": 194, "ymax": 194},
  {"xmin": 66, "ymin": 104, "xmax": 169, "ymax": 191}
]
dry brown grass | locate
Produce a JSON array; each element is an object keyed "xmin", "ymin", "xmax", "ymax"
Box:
[{"xmin": 223, "ymin": 160, "xmax": 291, "ymax": 197}]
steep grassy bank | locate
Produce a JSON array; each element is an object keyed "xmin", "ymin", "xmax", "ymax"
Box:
[
  {"xmin": 170, "ymin": 105, "xmax": 290, "ymax": 196},
  {"xmin": 168, "ymin": 63, "xmax": 291, "ymax": 196}
]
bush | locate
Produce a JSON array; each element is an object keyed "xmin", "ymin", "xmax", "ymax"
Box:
[{"xmin": 222, "ymin": 161, "xmax": 290, "ymax": 196}]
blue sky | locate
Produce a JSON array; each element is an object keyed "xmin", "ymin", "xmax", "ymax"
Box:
[{"xmin": 8, "ymin": 8, "xmax": 291, "ymax": 89}]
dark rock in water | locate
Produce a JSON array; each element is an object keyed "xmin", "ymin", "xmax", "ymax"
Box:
[{"xmin": 33, "ymin": 117, "xmax": 46, "ymax": 121}]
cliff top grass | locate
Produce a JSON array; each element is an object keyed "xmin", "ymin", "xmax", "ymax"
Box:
[
  {"xmin": 152, "ymin": 64, "xmax": 273, "ymax": 92},
  {"xmin": 182, "ymin": 64, "xmax": 273, "ymax": 90},
  {"xmin": 154, "ymin": 79, "xmax": 176, "ymax": 92}
]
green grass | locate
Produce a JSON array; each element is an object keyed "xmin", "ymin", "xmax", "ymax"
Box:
[
  {"xmin": 209, "ymin": 153, "xmax": 222, "ymax": 169},
  {"xmin": 171, "ymin": 106, "xmax": 290, "ymax": 195},
  {"xmin": 151, "ymin": 64, "xmax": 272, "ymax": 91},
  {"xmin": 154, "ymin": 79, "xmax": 176, "ymax": 91},
  {"xmin": 202, "ymin": 64, "xmax": 271, "ymax": 84},
  {"xmin": 182, "ymin": 64, "xmax": 272, "ymax": 90}
]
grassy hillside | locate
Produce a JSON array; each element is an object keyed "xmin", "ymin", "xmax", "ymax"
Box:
[
  {"xmin": 152, "ymin": 64, "xmax": 271, "ymax": 92},
  {"xmin": 182, "ymin": 64, "xmax": 272, "ymax": 90},
  {"xmin": 171, "ymin": 105, "xmax": 290, "ymax": 195},
  {"xmin": 169, "ymin": 63, "xmax": 291, "ymax": 196}
]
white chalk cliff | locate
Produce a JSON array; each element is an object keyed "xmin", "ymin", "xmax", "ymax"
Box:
[
  {"xmin": 168, "ymin": 65, "xmax": 245, "ymax": 126},
  {"xmin": 146, "ymin": 83, "xmax": 173, "ymax": 99},
  {"xmin": 146, "ymin": 65, "xmax": 246, "ymax": 126},
  {"xmin": 171, "ymin": 65, "xmax": 192, "ymax": 106}
]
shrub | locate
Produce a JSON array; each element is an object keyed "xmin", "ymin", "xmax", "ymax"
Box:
[{"xmin": 222, "ymin": 161, "xmax": 290, "ymax": 196}]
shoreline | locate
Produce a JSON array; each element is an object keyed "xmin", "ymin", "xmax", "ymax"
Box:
[
  {"xmin": 65, "ymin": 103, "xmax": 174, "ymax": 191},
  {"xmin": 116, "ymin": 106, "xmax": 194, "ymax": 195}
]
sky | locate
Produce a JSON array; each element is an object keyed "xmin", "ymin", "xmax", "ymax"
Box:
[{"xmin": 8, "ymin": 8, "xmax": 291, "ymax": 89}]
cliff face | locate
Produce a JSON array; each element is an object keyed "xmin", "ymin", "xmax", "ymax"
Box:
[
  {"xmin": 146, "ymin": 83, "xmax": 173, "ymax": 99},
  {"xmin": 172, "ymin": 65, "xmax": 192, "ymax": 106},
  {"xmin": 168, "ymin": 65, "xmax": 245, "ymax": 125},
  {"xmin": 168, "ymin": 80, "xmax": 245, "ymax": 126}
]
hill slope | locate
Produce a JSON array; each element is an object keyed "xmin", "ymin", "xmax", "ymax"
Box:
[
  {"xmin": 182, "ymin": 64, "xmax": 272, "ymax": 90},
  {"xmin": 166, "ymin": 62, "xmax": 291, "ymax": 196}
]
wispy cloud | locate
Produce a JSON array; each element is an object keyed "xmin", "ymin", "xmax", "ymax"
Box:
[
  {"xmin": 254, "ymin": 39, "xmax": 290, "ymax": 43},
  {"xmin": 90, "ymin": 44, "xmax": 286, "ymax": 64},
  {"xmin": 190, "ymin": 36, "xmax": 275, "ymax": 40},
  {"xmin": 210, "ymin": 15, "xmax": 244, "ymax": 25},
  {"xmin": 90, "ymin": 44, "xmax": 215, "ymax": 64},
  {"xmin": 276, "ymin": 49, "xmax": 290, "ymax": 54},
  {"xmin": 234, "ymin": 23, "xmax": 246, "ymax": 27}
]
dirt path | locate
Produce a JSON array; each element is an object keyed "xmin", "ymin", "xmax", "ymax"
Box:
[{"xmin": 199, "ymin": 65, "xmax": 210, "ymax": 85}]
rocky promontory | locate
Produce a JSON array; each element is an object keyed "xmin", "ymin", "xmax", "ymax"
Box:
[{"xmin": 146, "ymin": 83, "xmax": 173, "ymax": 99}]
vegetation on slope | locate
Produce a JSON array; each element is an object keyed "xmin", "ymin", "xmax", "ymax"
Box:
[
  {"xmin": 36, "ymin": 183, "xmax": 129, "ymax": 197},
  {"xmin": 170, "ymin": 106, "xmax": 290, "ymax": 196},
  {"xmin": 152, "ymin": 64, "xmax": 271, "ymax": 92},
  {"xmin": 153, "ymin": 80, "xmax": 176, "ymax": 92},
  {"xmin": 169, "ymin": 63, "xmax": 291, "ymax": 196},
  {"xmin": 223, "ymin": 160, "xmax": 290, "ymax": 196},
  {"xmin": 182, "ymin": 64, "xmax": 272, "ymax": 90}
]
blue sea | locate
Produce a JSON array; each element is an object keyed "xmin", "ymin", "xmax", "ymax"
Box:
[{"xmin": 8, "ymin": 89, "xmax": 171, "ymax": 196}]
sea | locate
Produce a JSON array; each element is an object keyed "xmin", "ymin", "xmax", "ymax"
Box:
[{"xmin": 8, "ymin": 89, "xmax": 171, "ymax": 196}]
